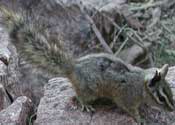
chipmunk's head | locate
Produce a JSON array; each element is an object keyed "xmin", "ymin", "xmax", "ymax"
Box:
[{"xmin": 145, "ymin": 64, "xmax": 174, "ymax": 111}]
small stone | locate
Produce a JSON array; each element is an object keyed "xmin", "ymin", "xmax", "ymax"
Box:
[{"xmin": 0, "ymin": 96, "xmax": 33, "ymax": 125}]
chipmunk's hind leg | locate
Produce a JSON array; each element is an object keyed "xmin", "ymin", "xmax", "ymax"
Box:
[
  {"xmin": 124, "ymin": 108, "xmax": 145, "ymax": 124},
  {"xmin": 114, "ymin": 101, "xmax": 144, "ymax": 124}
]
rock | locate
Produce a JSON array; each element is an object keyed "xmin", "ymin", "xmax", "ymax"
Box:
[
  {"xmin": 118, "ymin": 42, "xmax": 152, "ymax": 68},
  {"xmin": 0, "ymin": 84, "xmax": 12, "ymax": 111},
  {"xmin": 0, "ymin": 96, "xmax": 33, "ymax": 125},
  {"xmin": 0, "ymin": 61, "xmax": 12, "ymax": 111},
  {"xmin": 0, "ymin": 26, "xmax": 11, "ymax": 66},
  {"xmin": 35, "ymin": 77, "xmax": 136, "ymax": 125},
  {"xmin": 0, "ymin": 24, "xmax": 20, "ymax": 101},
  {"xmin": 0, "ymin": 61, "xmax": 8, "ymax": 78},
  {"xmin": 0, "ymin": 24, "xmax": 45, "ymax": 106},
  {"xmin": 0, "ymin": 50, "xmax": 10, "ymax": 66},
  {"xmin": 166, "ymin": 66, "xmax": 175, "ymax": 100}
]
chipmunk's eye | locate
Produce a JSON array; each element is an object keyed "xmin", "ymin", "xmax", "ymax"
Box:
[
  {"xmin": 149, "ymin": 71, "xmax": 161, "ymax": 87},
  {"xmin": 157, "ymin": 91, "xmax": 166, "ymax": 103},
  {"xmin": 159, "ymin": 95, "xmax": 166, "ymax": 102}
]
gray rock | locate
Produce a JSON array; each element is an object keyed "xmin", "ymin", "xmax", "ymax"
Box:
[
  {"xmin": 0, "ymin": 24, "xmax": 20, "ymax": 101},
  {"xmin": 118, "ymin": 42, "xmax": 152, "ymax": 68},
  {"xmin": 0, "ymin": 84, "xmax": 11, "ymax": 111},
  {"xmin": 0, "ymin": 96, "xmax": 33, "ymax": 125},
  {"xmin": 0, "ymin": 24, "xmax": 45, "ymax": 106},
  {"xmin": 166, "ymin": 66, "xmax": 175, "ymax": 100},
  {"xmin": 0, "ymin": 61, "xmax": 11, "ymax": 111},
  {"xmin": 0, "ymin": 26, "xmax": 11, "ymax": 66},
  {"xmin": 0, "ymin": 61, "xmax": 7, "ymax": 78}
]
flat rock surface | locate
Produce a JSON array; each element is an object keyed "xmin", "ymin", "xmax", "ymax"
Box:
[
  {"xmin": 167, "ymin": 66, "xmax": 175, "ymax": 100},
  {"xmin": 0, "ymin": 59, "xmax": 11, "ymax": 111},
  {"xmin": 0, "ymin": 96, "xmax": 33, "ymax": 125}
]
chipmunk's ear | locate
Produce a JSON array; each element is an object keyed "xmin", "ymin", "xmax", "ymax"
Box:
[
  {"xmin": 159, "ymin": 64, "xmax": 169, "ymax": 78},
  {"xmin": 148, "ymin": 70, "xmax": 161, "ymax": 87}
]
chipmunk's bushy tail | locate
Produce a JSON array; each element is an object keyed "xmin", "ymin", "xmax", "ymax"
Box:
[
  {"xmin": 0, "ymin": 6, "xmax": 75, "ymax": 76},
  {"xmin": 0, "ymin": 6, "xmax": 23, "ymax": 34}
]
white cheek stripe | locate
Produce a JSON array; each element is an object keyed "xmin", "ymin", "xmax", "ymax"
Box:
[
  {"xmin": 153, "ymin": 92, "xmax": 163, "ymax": 104},
  {"xmin": 159, "ymin": 88, "xmax": 174, "ymax": 109}
]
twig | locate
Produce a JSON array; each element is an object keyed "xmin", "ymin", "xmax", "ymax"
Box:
[
  {"xmin": 165, "ymin": 0, "xmax": 175, "ymax": 8},
  {"xmin": 148, "ymin": 53, "xmax": 154, "ymax": 67},
  {"xmin": 129, "ymin": 0, "xmax": 167, "ymax": 11},
  {"xmin": 161, "ymin": 23, "xmax": 173, "ymax": 34},
  {"xmin": 79, "ymin": 2, "xmax": 113, "ymax": 54},
  {"xmin": 101, "ymin": 14, "xmax": 147, "ymax": 53},
  {"xmin": 124, "ymin": 27, "xmax": 148, "ymax": 52},
  {"xmin": 110, "ymin": 24, "xmax": 127, "ymax": 49},
  {"xmin": 148, "ymin": 7, "xmax": 161, "ymax": 28},
  {"xmin": 103, "ymin": 13, "xmax": 153, "ymax": 66},
  {"xmin": 115, "ymin": 37, "xmax": 129, "ymax": 56},
  {"xmin": 161, "ymin": 23, "xmax": 175, "ymax": 41},
  {"xmin": 111, "ymin": 28, "xmax": 118, "ymax": 47},
  {"xmin": 125, "ymin": 28, "xmax": 154, "ymax": 66},
  {"xmin": 142, "ymin": 31, "xmax": 158, "ymax": 41},
  {"xmin": 135, "ymin": 53, "xmax": 154, "ymax": 67},
  {"xmin": 135, "ymin": 55, "xmax": 149, "ymax": 66},
  {"xmin": 29, "ymin": 113, "xmax": 36, "ymax": 125}
]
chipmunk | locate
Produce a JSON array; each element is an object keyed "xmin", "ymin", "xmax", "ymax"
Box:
[{"xmin": 0, "ymin": 6, "xmax": 174, "ymax": 123}]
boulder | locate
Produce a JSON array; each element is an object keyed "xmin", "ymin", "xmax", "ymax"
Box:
[
  {"xmin": 0, "ymin": 96, "xmax": 33, "ymax": 125},
  {"xmin": 118, "ymin": 42, "xmax": 152, "ymax": 68},
  {"xmin": 0, "ymin": 24, "xmax": 19, "ymax": 101},
  {"xmin": 0, "ymin": 84, "xmax": 11, "ymax": 111},
  {"xmin": 166, "ymin": 66, "xmax": 175, "ymax": 100},
  {"xmin": 0, "ymin": 61, "xmax": 12, "ymax": 111},
  {"xmin": 0, "ymin": 24, "xmax": 45, "ymax": 106}
]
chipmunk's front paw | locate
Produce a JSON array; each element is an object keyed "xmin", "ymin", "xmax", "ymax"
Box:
[{"xmin": 81, "ymin": 104, "xmax": 95, "ymax": 112}]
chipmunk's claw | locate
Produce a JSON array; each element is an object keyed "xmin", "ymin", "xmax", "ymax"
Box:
[
  {"xmin": 81, "ymin": 104, "xmax": 95, "ymax": 112},
  {"xmin": 70, "ymin": 105, "xmax": 78, "ymax": 110}
]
